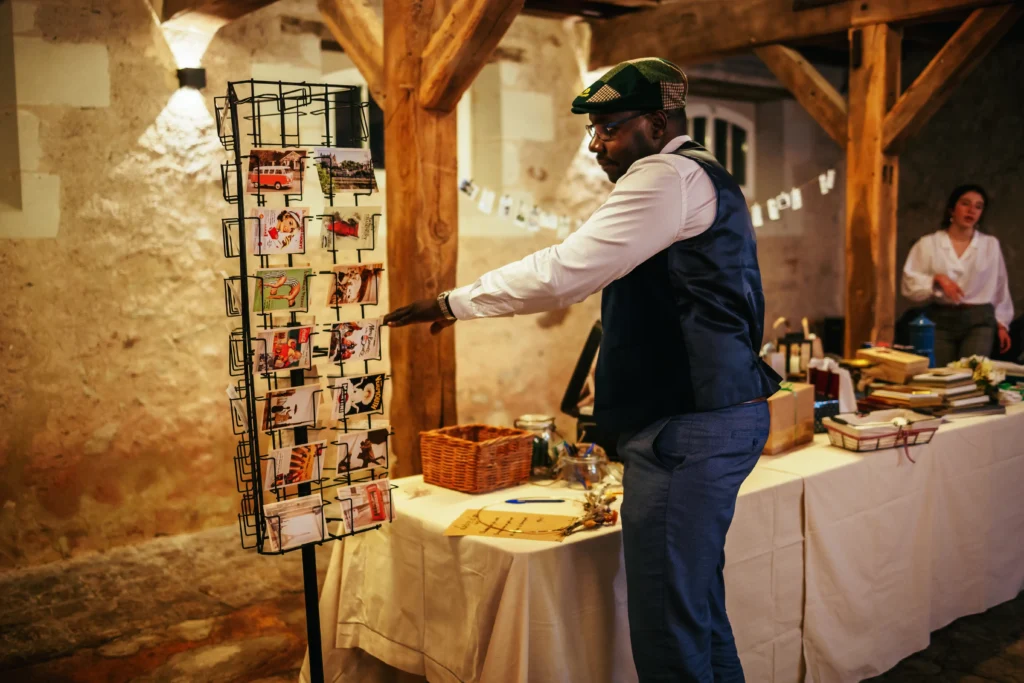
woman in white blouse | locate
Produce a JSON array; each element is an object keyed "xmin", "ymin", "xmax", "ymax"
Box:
[{"xmin": 901, "ymin": 184, "xmax": 1013, "ymax": 366}]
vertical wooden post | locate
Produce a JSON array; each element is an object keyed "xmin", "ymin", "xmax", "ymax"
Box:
[
  {"xmin": 844, "ymin": 23, "xmax": 901, "ymax": 355},
  {"xmin": 383, "ymin": 0, "xmax": 459, "ymax": 477}
]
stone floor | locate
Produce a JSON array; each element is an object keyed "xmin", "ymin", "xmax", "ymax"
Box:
[{"xmin": 1, "ymin": 526, "xmax": 1022, "ymax": 682}]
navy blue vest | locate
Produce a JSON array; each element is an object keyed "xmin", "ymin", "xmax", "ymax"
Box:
[{"xmin": 593, "ymin": 141, "xmax": 781, "ymax": 431}]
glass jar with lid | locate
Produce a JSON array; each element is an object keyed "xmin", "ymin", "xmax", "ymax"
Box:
[{"xmin": 514, "ymin": 414, "xmax": 559, "ymax": 476}]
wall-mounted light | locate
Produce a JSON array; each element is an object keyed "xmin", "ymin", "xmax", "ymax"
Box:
[{"xmin": 177, "ymin": 67, "xmax": 206, "ymax": 90}]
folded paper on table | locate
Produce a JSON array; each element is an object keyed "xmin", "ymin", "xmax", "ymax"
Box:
[
  {"xmin": 763, "ymin": 382, "xmax": 815, "ymax": 455},
  {"xmin": 444, "ymin": 508, "xmax": 575, "ymax": 542}
]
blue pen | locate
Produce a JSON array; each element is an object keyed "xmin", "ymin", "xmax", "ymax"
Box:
[
  {"xmin": 505, "ymin": 498, "xmax": 566, "ymax": 504},
  {"xmin": 583, "ymin": 443, "xmax": 596, "ymax": 458}
]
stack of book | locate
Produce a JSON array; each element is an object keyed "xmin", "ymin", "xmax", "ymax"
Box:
[{"xmin": 865, "ymin": 368, "xmax": 1003, "ymax": 417}]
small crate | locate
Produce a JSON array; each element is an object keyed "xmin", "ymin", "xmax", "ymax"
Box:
[
  {"xmin": 420, "ymin": 424, "xmax": 534, "ymax": 494},
  {"xmin": 822, "ymin": 409, "xmax": 940, "ymax": 453}
]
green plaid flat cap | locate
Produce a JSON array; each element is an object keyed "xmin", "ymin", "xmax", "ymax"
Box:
[{"xmin": 571, "ymin": 57, "xmax": 688, "ymax": 115}]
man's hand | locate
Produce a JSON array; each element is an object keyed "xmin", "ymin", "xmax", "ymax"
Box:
[
  {"xmin": 998, "ymin": 324, "xmax": 1012, "ymax": 354},
  {"xmin": 934, "ymin": 274, "xmax": 964, "ymax": 304},
  {"xmin": 384, "ymin": 297, "xmax": 455, "ymax": 335}
]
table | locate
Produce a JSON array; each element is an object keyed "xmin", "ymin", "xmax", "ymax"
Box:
[
  {"xmin": 301, "ymin": 466, "xmax": 804, "ymax": 683},
  {"xmin": 759, "ymin": 404, "xmax": 1024, "ymax": 683}
]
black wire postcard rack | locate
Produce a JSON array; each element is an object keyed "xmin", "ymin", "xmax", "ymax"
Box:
[{"xmin": 217, "ymin": 79, "xmax": 391, "ymax": 683}]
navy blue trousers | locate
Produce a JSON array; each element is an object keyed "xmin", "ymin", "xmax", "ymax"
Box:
[{"xmin": 619, "ymin": 402, "xmax": 770, "ymax": 683}]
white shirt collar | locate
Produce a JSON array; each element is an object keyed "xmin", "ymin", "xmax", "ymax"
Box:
[{"xmin": 660, "ymin": 135, "xmax": 693, "ymax": 155}]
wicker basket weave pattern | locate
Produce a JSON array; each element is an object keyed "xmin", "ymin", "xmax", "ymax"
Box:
[{"xmin": 420, "ymin": 424, "xmax": 534, "ymax": 494}]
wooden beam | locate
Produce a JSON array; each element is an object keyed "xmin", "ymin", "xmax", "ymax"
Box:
[
  {"xmin": 158, "ymin": 0, "xmax": 279, "ymax": 30},
  {"xmin": 754, "ymin": 44, "xmax": 848, "ymax": 147},
  {"xmin": 384, "ymin": 0, "xmax": 459, "ymax": 477},
  {"xmin": 318, "ymin": 0, "xmax": 386, "ymax": 105},
  {"xmin": 588, "ymin": 0, "xmax": 1006, "ymax": 69},
  {"xmin": 419, "ymin": 0, "xmax": 524, "ymax": 112},
  {"xmin": 883, "ymin": 4, "xmax": 1023, "ymax": 153},
  {"xmin": 844, "ymin": 24, "xmax": 902, "ymax": 354}
]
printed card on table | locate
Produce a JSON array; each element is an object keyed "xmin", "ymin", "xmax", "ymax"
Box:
[
  {"xmin": 326, "ymin": 263, "xmax": 383, "ymax": 307},
  {"xmin": 250, "ymin": 207, "xmax": 307, "ymax": 255},
  {"xmin": 335, "ymin": 428, "xmax": 389, "ymax": 475},
  {"xmin": 328, "ymin": 318, "xmax": 382, "ymax": 364},
  {"xmin": 320, "ymin": 207, "xmax": 377, "ymax": 251},
  {"xmin": 314, "ymin": 147, "xmax": 378, "ymax": 194},
  {"xmin": 263, "ymin": 441, "xmax": 326, "ymax": 490},
  {"xmin": 262, "ymin": 383, "xmax": 320, "ymax": 431},
  {"xmin": 336, "ymin": 478, "xmax": 392, "ymax": 534},
  {"xmin": 331, "ymin": 373, "xmax": 386, "ymax": 419},
  {"xmin": 247, "ymin": 148, "xmax": 307, "ymax": 194},
  {"xmin": 254, "ymin": 267, "xmax": 312, "ymax": 313},
  {"xmin": 255, "ymin": 323, "xmax": 314, "ymax": 373},
  {"xmin": 264, "ymin": 493, "xmax": 325, "ymax": 552}
]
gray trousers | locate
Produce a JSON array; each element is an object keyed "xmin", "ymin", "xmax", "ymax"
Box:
[{"xmin": 928, "ymin": 303, "xmax": 996, "ymax": 367}]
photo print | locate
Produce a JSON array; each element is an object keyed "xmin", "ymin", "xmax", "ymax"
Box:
[
  {"xmin": 320, "ymin": 206, "xmax": 378, "ymax": 251},
  {"xmin": 254, "ymin": 267, "xmax": 312, "ymax": 313},
  {"xmin": 250, "ymin": 207, "xmax": 308, "ymax": 255},
  {"xmin": 247, "ymin": 148, "xmax": 307, "ymax": 194},
  {"xmin": 261, "ymin": 383, "xmax": 320, "ymax": 431},
  {"xmin": 264, "ymin": 441, "xmax": 327, "ymax": 490},
  {"xmin": 336, "ymin": 478, "xmax": 391, "ymax": 534},
  {"xmin": 331, "ymin": 373, "xmax": 386, "ymax": 419},
  {"xmin": 335, "ymin": 428, "xmax": 389, "ymax": 475},
  {"xmin": 326, "ymin": 263, "xmax": 383, "ymax": 307},
  {"xmin": 263, "ymin": 493, "xmax": 325, "ymax": 552},
  {"xmin": 255, "ymin": 323, "xmax": 314, "ymax": 374},
  {"xmin": 314, "ymin": 147, "xmax": 378, "ymax": 194},
  {"xmin": 328, "ymin": 318, "xmax": 382, "ymax": 364}
]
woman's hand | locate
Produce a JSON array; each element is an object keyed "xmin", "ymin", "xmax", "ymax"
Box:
[
  {"xmin": 998, "ymin": 324, "xmax": 1012, "ymax": 354},
  {"xmin": 934, "ymin": 274, "xmax": 964, "ymax": 303},
  {"xmin": 384, "ymin": 298, "xmax": 455, "ymax": 335}
]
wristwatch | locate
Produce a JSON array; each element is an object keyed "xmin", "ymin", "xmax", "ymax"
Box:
[{"xmin": 437, "ymin": 290, "xmax": 458, "ymax": 322}]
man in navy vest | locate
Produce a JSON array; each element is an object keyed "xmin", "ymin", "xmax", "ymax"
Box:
[{"xmin": 385, "ymin": 58, "xmax": 781, "ymax": 682}]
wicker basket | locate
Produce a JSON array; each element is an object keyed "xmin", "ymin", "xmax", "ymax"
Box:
[{"xmin": 420, "ymin": 424, "xmax": 534, "ymax": 494}]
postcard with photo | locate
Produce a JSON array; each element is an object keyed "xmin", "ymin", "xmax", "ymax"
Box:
[
  {"xmin": 335, "ymin": 428, "xmax": 389, "ymax": 475},
  {"xmin": 326, "ymin": 263, "xmax": 383, "ymax": 307},
  {"xmin": 314, "ymin": 147, "xmax": 378, "ymax": 194},
  {"xmin": 321, "ymin": 207, "xmax": 378, "ymax": 251},
  {"xmin": 331, "ymin": 373, "xmax": 386, "ymax": 419},
  {"xmin": 336, "ymin": 478, "xmax": 391, "ymax": 534},
  {"xmin": 250, "ymin": 207, "xmax": 308, "ymax": 255},
  {"xmin": 264, "ymin": 441, "xmax": 326, "ymax": 490},
  {"xmin": 247, "ymin": 148, "xmax": 307, "ymax": 194},
  {"xmin": 328, "ymin": 318, "xmax": 382, "ymax": 364},
  {"xmin": 254, "ymin": 267, "xmax": 312, "ymax": 313},
  {"xmin": 255, "ymin": 324, "xmax": 314, "ymax": 374},
  {"xmin": 261, "ymin": 383, "xmax": 320, "ymax": 431},
  {"xmin": 264, "ymin": 493, "xmax": 325, "ymax": 552}
]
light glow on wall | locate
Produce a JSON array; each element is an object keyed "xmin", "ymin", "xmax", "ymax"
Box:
[{"xmin": 162, "ymin": 24, "xmax": 215, "ymax": 69}]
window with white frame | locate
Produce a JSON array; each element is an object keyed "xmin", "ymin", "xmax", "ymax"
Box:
[{"xmin": 686, "ymin": 104, "xmax": 755, "ymax": 198}]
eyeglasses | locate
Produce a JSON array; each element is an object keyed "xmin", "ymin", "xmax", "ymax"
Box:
[{"xmin": 585, "ymin": 112, "xmax": 647, "ymax": 141}]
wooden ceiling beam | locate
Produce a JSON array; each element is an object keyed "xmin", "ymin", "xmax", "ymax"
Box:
[
  {"xmin": 588, "ymin": 0, "xmax": 1008, "ymax": 69},
  {"xmin": 754, "ymin": 44, "xmax": 848, "ymax": 146},
  {"xmin": 419, "ymin": 0, "xmax": 525, "ymax": 112},
  {"xmin": 318, "ymin": 0, "xmax": 386, "ymax": 105},
  {"xmin": 158, "ymin": 0, "xmax": 280, "ymax": 31},
  {"xmin": 883, "ymin": 3, "xmax": 1023, "ymax": 153}
]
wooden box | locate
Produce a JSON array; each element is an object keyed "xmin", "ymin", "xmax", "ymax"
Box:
[
  {"xmin": 763, "ymin": 382, "xmax": 815, "ymax": 455},
  {"xmin": 856, "ymin": 347, "xmax": 930, "ymax": 384}
]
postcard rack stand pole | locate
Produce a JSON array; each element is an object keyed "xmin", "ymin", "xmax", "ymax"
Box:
[{"xmin": 219, "ymin": 79, "xmax": 376, "ymax": 683}]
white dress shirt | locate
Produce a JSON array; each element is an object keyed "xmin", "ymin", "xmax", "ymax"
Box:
[
  {"xmin": 901, "ymin": 229, "xmax": 1014, "ymax": 328},
  {"xmin": 447, "ymin": 136, "xmax": 718, "ymax": 320}
]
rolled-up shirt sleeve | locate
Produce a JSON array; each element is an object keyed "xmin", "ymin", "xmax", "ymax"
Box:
[{"xmin": 448, "ymin": 156, "xmax": 712, "ymax": 320}]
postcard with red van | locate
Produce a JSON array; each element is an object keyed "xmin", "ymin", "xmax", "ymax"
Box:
[{"xmin": 247, "ymin": 148, "xmax": 308, "ymax": 194}]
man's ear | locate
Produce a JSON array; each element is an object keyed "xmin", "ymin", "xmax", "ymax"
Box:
[{"xmin": 649, "ymin": 110, "xmax": 669, "ymax": 140}]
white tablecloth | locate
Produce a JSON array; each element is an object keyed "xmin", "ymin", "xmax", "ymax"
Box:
[
  {"xmin": 302, "ymin": 466, "xmax": 804, "ymax": 683},
  {"xmin": 760, "ymin": 404, "xmax": 1024, "ymax": 683}
]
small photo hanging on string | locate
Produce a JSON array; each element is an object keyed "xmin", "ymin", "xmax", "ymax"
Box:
[
  {"xmin": 247, "ymin": 149, "xmax": 307, "ymax": 194},
  {"xmin": 321, "ymin": 207, "xmax": 377, "ymax": 251},
  {"xmin": 263, "ymin": 441, "xmax": 327, "ymax": 490},
  {"xmin": 477, "ymin": 188, "xmax": 496, "ymax": 215},
  {"xmin": 328, "ymin": 317, "xmax": 383, "ymax": 363},
  {"xmin": 254, "ymin": 267, "xmax": 312, "ymax": 313},
  {"xmin": 498, "ymin": 194, "xmax": 514, "ymax": 220},
  {"xmin": 458, "ymin": 177, "xmax": 481, "ymax": 201},
  {"xmin": 335, "ymin": 428, "xmax": 389, "ymax": 475},
  {"xmin": 327, "ymin": 263, "xmax": 384, "ymax": 307},
  {"xmin": 331, "ymin": 373, "xmax": 386, "ymax": 419},
  {"xmin": 314, "ymin": 147, "xmax": 378, "ymax": 194},
  {"xmin": 262, "ymin": 383, "xmax": 320, "ymax": 431},
  {"xmin": 250, "ymin": 207, "xmax": 307, "ymax": 255},
  {"xmin": 256, "ymin": 323, "xmax": 315, "ymax": 374}
]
